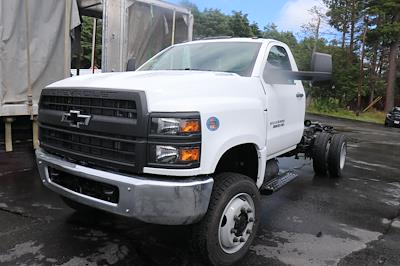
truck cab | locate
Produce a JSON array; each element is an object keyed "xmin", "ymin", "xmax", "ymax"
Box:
[{"xmin": 36, "ymin": 38, "xmax": 345, "ymax": 265}]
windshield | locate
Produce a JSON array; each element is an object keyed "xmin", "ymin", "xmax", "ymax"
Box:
[{"xmin": 138, "ymin": 42, "xmax": 262, "ymax": 77}]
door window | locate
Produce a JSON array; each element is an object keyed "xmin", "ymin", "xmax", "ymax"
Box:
[{"xmin": 263, "ymin": 46, "xmax": 293, "ymax": 84}]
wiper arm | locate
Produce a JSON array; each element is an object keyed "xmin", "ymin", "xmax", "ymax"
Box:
[{"xmin": 170, "ymin": 68, "xmax": 214, "ymax": 72}]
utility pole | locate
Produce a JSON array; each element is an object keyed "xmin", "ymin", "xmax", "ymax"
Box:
[{"xmin": 356, "ymin": 17, "xmax": 368, "ymax": 116}]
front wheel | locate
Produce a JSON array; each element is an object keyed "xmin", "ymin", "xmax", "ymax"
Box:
[{"xmin": 192, "ymin": 173, "xmax": 260, "ymax": 266}]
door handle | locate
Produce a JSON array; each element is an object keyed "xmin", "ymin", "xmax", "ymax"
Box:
[{"xmin": 296, "ymin": 92, "xmax": 304, "ymax": 98}]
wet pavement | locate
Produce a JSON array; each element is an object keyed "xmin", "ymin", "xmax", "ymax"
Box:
[{"xmin": 0, "ymin": 114, "xmax": 399, "ymax": 266}]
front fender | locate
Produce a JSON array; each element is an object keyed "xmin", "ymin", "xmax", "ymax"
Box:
[
  {"xmin": 199, "ymin": 99, "xmax": 267, "ymax": 186},
  {"xmin": 206, "ymin": 136, "xmax": 267, "ymax": 188}
]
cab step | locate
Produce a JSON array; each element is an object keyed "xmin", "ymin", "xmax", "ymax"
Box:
[{"xmin": 260, "ymin": 171, "xmax": 298, "ymax": 195}]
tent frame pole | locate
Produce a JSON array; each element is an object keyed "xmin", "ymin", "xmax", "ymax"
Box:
[
  {"xmin": 171, "ymin": 10, "xmax": 176, "ymax": 45},
  {"xmin": 91, "ymin": 18, "xmax": 97, "ymax": 73},
  {"xmin": 24, "ymin": 0, "xmax": 33, "ymax": 119},
  {"xmin": 64, "ymin": 0, "xmax": 72, "ymax": 78}
]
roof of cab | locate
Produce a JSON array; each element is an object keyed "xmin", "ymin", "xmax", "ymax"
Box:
[{"xmin": 174, "ymin": 37, "xmax": 282, "ymax": 46}]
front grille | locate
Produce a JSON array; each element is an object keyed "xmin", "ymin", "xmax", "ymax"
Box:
[
  {"xmin": 40, "ymin": 95, "xmax": 137, "ymax": 119},
  {"xmin": 38, "ymin": 89, "xmax": 148, "ymax": 173},
  {"xmin": 49, "ymin": 168, "xmax": 119, "ymax": 203},
  {"xmin": 40, "ymin": 125, "xmax": 136, "ymax": 166}
]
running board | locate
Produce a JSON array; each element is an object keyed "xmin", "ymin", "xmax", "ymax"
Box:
[{"xmin": 260, "ymin": 171, "xmax": 298, "ymax": 195}]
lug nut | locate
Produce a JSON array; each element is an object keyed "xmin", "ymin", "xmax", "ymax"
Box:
[
  {"xmin": 233, "ymin": 237, "xmax": 239, "ymax": 243},
  {"xmin": 240, "ymin": 237, "xmax": 246, "ymax": 242},
  {"xmin": 248, "ymin": 217, "xmax": 254, "ymax": 222},
  {"xmin": 234, "ymin": 215, "xmax": 240, "ymax": 222},
  {"xmin": 241, "ymin": 207, "xmax": 246, "ymax": 214},
  {"xmin": 246, "ymin": 229, "xmax": 252, "ymax": 235},
  {"xmin": 247, "ymin": 208, "xmax": 253, "ymax": 213},
  {"xmin": 231, "ymin": 228, "xmax": 237, "ymax": 234}
]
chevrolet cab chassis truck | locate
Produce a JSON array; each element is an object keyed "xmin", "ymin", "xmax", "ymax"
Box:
[{"xmin": 36, "ymin": 38, "xmax": 347, "ymax": 265}]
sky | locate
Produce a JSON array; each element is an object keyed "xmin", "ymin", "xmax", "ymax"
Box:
[{"xmin": 168, "ymin": 0, "xmax": 326, "ymax": 34}]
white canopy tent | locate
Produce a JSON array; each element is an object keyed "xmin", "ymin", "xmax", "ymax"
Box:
[{"xmin": 0, "ymin": 0, "xmax": 81, "ymax": 117}]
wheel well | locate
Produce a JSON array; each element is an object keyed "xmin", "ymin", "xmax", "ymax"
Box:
[{"xmin": 215, "ymin": 144, "xmax": 259, "ymax": 182}]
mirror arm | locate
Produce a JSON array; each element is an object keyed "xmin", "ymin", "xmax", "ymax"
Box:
[{"xmin": 285, "ymin": 71, "xmax": 332, "ymax": 82}]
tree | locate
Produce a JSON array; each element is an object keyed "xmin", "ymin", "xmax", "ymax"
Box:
[
  {"xmin": 301, "ymin": 6, "xmax": 326, "ymax": 54},
  {"xmin": 323, "ymin": 0, "xmax": 351, "ymax": 49},
  {"xmin": 263, "ymin": 24, "xmax": 297, "ymax": 50},
  {"xmin": 368, "ymin": 0, "xmax": 400, "ymax": 111},
  {"xmin": 250, "ymin": 22, "xmax": 262, "ymax": 37},
  {"xmin": 179, "ymin": 1, "xmax": 232, "ymax": 38},
  {"xmin": 229, "ymin": 11, "xmax": 253, "ymax": 37},
  {"xmin": 72, "ymin": 16, "xmax": 102, "ymax": 69},
  {"xmin": 198, "ymin": 9, "xmax": 233, "ymax": 37}
]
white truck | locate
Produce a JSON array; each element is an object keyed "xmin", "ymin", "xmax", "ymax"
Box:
[{"xmin": 36, "ymin": 38, "xmax": 347, "ymax": 265}]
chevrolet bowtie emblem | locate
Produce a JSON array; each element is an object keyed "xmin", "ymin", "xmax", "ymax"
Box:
[{"xmin": 61, "ymin": 110, "xmax": 91, "ymax": 128}]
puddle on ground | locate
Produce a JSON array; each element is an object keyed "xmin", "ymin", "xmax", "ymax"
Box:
[
  {"xmin": 381, "ymin": 182, "xmax": 400, "ymax": 207},
  {"xmin": 60, "ymin": 242, "xmax": 129, "ymax": 266},
  {"xmin": 31, "ymin": 203, "xmax": 62, "ymax": 210},
  {"xmin": 251, "ymin": 224, "xmax": 381, "ymax": 266},
  {"xmin": 0, "ymin": 241, "xmax": 44, "ymax": 263}
]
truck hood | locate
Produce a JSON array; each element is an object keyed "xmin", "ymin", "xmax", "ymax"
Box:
[{"xmin": 47, "ymin": 71, "xmax": 264, "ymax": 112}]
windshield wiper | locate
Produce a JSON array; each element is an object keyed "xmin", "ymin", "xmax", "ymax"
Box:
[{"xmin": 170, "ymin": 68, "xmax": 215, "ymax": 72}]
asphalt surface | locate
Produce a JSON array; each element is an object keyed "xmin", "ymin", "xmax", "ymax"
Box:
[{"xmin": 0, "ymin": 114, "xmax": 399, "ymax": 266}]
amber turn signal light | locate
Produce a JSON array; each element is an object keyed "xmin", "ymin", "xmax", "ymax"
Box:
[
  {"xmin": 180, "ymin": 120, "xmax": 201, "ymax": 133},
  {"xmin": 179, "ymin": 147, "xmax": 200, "ymax": 162}
]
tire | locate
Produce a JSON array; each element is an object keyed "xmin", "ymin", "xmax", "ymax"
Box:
[
  {"xmin": 312, "ymin": 132, "xmax": 331, "ymax": 176},
  {"xmin": 328, "ymin": 134, "xmax": 347, "ymax": 178},
  {"xmin": 61, "ymin": 196, "xmax": 101, "ymax": 214},
  {"xmin": 192, "ymin": 173, "xmax": 260, "ymax": 266}
]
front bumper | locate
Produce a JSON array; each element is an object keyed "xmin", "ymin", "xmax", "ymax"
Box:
[
  {"xmin": 385, "ymin": 118, "xmax": 400, "ymax": 127},
  {"xmin": 36, "ymin": 149, "xmax": 214, "ymax": 225}
]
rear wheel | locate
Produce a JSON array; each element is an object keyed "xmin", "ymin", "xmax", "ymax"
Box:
[
  {"xmin": 192, "ymin": 173, "xmax": 260, "ymax": 266},
  {"xmin": 328, "ymin": 134, "xmax": 347, "ymax": 178},
  {"xmin": 312, "ymin": 132, "xmax": 331, "ymax": 176}
]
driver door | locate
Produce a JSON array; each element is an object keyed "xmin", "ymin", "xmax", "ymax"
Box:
[{"xmin": 261, "ymin": 44, "xmax": 306, "ymax": 158}]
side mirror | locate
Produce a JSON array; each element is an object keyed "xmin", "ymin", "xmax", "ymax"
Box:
[
  {"xmin": 310, "ymin": 52, "xmax": 332, "ymax": 86},
  {"xmin": 263, "ymin": 52, "xmax": 332, "ymax": 85},
  {"xmin": 126, "ymin": 57, "xmax": 136, "ymax": 71},
  {"xmin": 311, "ymin": 52, "xmax": 332, "ymax": 73}
]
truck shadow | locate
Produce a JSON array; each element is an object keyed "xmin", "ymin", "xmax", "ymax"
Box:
[{"xmin": 63, "ymin": 211, "xmax": 204, "ymax": 265}]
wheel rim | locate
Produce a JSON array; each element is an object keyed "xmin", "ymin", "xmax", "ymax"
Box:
[
  {"xmin": 339, "ymin": 142, "xmax": 347, "ymax": 170},
  {"xmin": 218, "ymin": 193, "xmax": 255, "ymax": 254}
]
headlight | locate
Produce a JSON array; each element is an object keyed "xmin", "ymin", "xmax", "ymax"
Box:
[
  {"xmin": 151, "ymin": 117, "xmax": 201, "ymax": 135},
  {"xmin": 147, "ymin": 113, "xmax": 201, "ymax": 169},
  {"xmin": 154, "ymin": 145, "xmax": 200, "ymax": 164}
]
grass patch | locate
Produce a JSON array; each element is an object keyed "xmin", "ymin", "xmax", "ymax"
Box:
[{"xmin": 307, "ymin": 106, "xmax": 386, "ymax": 124}]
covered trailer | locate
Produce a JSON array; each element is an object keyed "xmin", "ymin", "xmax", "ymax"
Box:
[
  {"xmin": 0, "ymin": 0, "xmax": 193, "ymax": 151},
  {"xmin": 0, "ymin": 0, "xmax": 81, "ymax": 118},
  {"xmin": 102, "ymin": 0, "xmax": 193, "ymax": 72}
]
